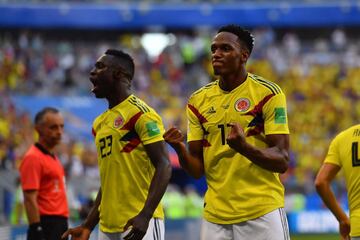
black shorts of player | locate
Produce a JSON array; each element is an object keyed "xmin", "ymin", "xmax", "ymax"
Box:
[{"xmin": 41, "ymin": 215, "xmax": 68, "ymax": 240}]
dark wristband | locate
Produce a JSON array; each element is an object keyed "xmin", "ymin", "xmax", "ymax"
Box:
[{"xmin": 27, "ymin": 222, "xmax": 45, "ymax": 240}]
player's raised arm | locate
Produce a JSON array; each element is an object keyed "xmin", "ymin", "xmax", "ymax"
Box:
[{"xmin": 164, "ymin": 127, "xmax": 204, "ymax": 178}]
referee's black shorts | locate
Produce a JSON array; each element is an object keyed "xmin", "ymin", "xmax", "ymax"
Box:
[{"xmin": 41, "ymin": 215, "xmax": 68, "ymax": 240}]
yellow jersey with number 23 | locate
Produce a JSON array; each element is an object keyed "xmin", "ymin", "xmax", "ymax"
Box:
[{"xmin": 92, "ymin": 94, "xmax": 165, "ymax": 233}]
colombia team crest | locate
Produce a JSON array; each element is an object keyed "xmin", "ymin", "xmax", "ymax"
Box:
[
  {"xmin": 114, "ymin": 115, "xmax": 124, "ymax": 128},
  {"xmin": 234, "ymin": 98, "xmax": 250, "ymax": 112}
]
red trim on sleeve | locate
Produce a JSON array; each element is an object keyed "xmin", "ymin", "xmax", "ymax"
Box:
[
  {"xmin": 121, "ymin": 112, "xmax": 143, "ymax": 130},
  {"xmin": 245, "ymin": 94, "xmax": 274, "ymax": 137},
  {"xmin": 188, "ymin": 104, "xmax": 208, "ymax": 124}
]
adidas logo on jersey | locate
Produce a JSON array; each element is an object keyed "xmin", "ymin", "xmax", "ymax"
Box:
[
  {"xmin": 207, "ymin": 107, "xmax": 216, "ymax": 114},
  {"xmin": 222, "ymin": 104, "xmax": 229, "ymax": 109}
]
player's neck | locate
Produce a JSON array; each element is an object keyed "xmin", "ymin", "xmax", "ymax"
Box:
[
  {"xmin": 107, "ymin": 90, "xmax": 131, "ymax": 109},
  {"xmin": 219, "ymin": 71, "xmax": 248, "ymax": 92}
]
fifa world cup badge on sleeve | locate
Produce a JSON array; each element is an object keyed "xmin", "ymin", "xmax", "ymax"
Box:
[
  {"xmin": 146, "ymin": 121, "xmax": 160, "ymax": 137},
  {"xmin": 274, "ymin": 108, "xmax": 286, "ymax": 124}
]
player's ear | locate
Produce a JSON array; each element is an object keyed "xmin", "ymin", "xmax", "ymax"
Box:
[
  {"xmin": 241, "ymin": 49, "xmax": 250, "ymax": 62},
  {"xmin": 113, "ymin": 69, "xmax": 122, "ymax": 79}
]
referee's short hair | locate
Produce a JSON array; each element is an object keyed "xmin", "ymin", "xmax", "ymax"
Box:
[{"xmin": 34, "ymin": 107, "xmax": 59, "ymax": 125}]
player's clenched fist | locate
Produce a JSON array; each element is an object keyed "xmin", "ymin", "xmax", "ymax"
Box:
[
  {"xmin": 226, "ymin": 122, "xmax": 247, "ymax": 152},
  {"xmin": 163, "ymin": 127, "xmax": 185, "ymax": 145}
]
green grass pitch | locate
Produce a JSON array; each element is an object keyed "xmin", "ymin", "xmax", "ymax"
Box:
[{"xmin": 291, "ymin": 234, "xmax": 339, "ymax": 240}]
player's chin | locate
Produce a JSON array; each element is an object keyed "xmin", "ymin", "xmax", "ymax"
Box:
[
  {"xmin": 52, "ymin": 138, "xmax": 62, "ymax": 146},
  {"xmin": 212, "ymin": 67, "xmax": 221, "ymax": 76},
  {"xmin": 92, "ymin": 89, "xmax": 105, "ymax": 98}
]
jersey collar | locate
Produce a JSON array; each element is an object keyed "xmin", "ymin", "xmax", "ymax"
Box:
[{"xmin": 35, "ymin": 143, "xmax": 56, "ymax": 159}]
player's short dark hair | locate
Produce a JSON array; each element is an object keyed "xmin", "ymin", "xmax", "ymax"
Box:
[
  {"xmin": 218, "ymin": 24, "xmax": 254, "ymax": 54},
  {"xmin": 34, "ymin": 107, "xmax": 59, "ymax": 125},
  {"xmin": 105, "ymin": 49, "xmax": 135, "ymax": 80}
]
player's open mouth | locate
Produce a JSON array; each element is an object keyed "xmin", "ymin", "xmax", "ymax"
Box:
[
  {"xmin": 91, "ymin": 85, "xmax": 98, "ymax": 92},
  {"xmin": 89, "ymin": 77, "xmax": 98, "ymax": 92}
]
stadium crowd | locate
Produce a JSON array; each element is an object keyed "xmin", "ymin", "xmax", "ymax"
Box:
[{"xmin": 0, "ymin": 27, "xmax": 359, "ymax": 224}]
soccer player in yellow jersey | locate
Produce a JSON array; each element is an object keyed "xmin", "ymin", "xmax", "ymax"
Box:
[
  {"xmin": 164, "ymin": 24, "xmax": 290, "ymax": 239},
  {"xmin": 62, "ymin": 49, "xmax": 172, "ymax": 240},
  {"xmin": 315, "ymin": 124, "xmax": 360, "ymax": 240}
]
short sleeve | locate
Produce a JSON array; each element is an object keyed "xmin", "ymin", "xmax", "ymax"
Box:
[
  {"xmin": 186, "ymin": 102, "xmax": 204, "ymax": 142},
  {"xmin": 136, "ymin": 111, "xmax": 165, "ymax": 145},
  {"xmin": 263, "ymin": 93, "xmax": 290, "ymax": 135},
  {"xmin": 324, "ymin": 137, "xmax": 341, "ymax": 167},
  {"xmin": 19, "ymin": 154, "xmax": 42, "ymax": 190}
]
